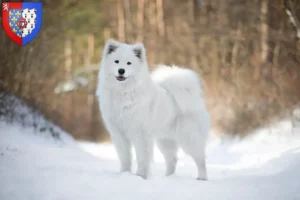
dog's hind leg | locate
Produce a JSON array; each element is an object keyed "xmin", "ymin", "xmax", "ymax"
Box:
[
  {"xmin": 179, "ymin": 135, "xmax": 207, "ymax": 181},
  {"xmin": 192, "ymin": 147, "xmax": 207, "ymax": 181},
  {"xmin": 157, "ymin": 139, "xmax": 178, "ymax": 176}
]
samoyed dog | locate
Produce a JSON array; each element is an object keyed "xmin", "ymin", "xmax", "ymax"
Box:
[{"xmin": 96, "ymin": 39, "xmax": 210, "ymax": 180}]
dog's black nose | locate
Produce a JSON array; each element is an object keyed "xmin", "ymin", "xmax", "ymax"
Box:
[{"xmin": 118, "ymin": 68, "xmax": 125, "ymax": 75}]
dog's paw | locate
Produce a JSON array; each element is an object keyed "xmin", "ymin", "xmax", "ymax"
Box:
[
  {"xmin": 136, "ymin": 174, "xmax": 147, "ymax": 180},
  {"xmin": 165, "ymin": 170, "xmax": 175, "ymax": 177},
  {"xmin": 119, "ymin": 166, "xmax": 131, "ymax": 173},
  {"xmin": 196, "ymin": 177, "xmax": 207, "ymax": 181},
  {"xmin": 116, "ymin": 169, "xmax": 132, "ymax": 176},
  {"xmin": 136, "ymin": 167, "xmax": 149, "ymax": 179},
  {"xmin": 135, "ymin": 171, "xmax": 148, "ymax": 179}
]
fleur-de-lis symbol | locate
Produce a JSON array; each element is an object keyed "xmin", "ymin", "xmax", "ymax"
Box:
[{"xmin": 12, "ymin": 17, "xmax": 17, "ymax": 22}]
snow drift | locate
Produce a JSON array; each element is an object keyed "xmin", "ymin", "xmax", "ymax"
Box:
[{"xmin": 0, "ymin": 92, "xmax": 71, "ymax": 143}]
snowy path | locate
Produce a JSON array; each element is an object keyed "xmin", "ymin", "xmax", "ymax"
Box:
[{"xmin": 1, "ymin": 121, "xmax": 300, "ymax": 200}]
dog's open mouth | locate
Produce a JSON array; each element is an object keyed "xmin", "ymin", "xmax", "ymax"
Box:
[{"xmin": 116, "ymin": 76, "xmax": 127, "ymax": 81}]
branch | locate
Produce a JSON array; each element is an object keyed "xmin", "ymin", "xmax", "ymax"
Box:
[{"xmin": 285, "ymin": 0, "xmax": 300, "ymax": 40}]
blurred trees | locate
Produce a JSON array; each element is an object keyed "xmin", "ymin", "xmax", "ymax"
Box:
[
  {"xmin": 0, "ymin": 0, "xmax": 299, "ymax": 140},
  {"xmin": 0, "ymin": 0, "xmax": 109, "ymax": 140}
]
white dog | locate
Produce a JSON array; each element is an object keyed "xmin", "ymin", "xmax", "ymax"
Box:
[{"xmin": 96, "ymin": 39, "xmax": 210, "ymax": 180}]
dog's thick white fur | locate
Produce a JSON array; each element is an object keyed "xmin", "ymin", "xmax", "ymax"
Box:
[{"xmin": 96, "ymin": 39, "xmax": 210, "ymax": 180}]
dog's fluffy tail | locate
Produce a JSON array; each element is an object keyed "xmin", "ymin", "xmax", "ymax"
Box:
[{"xmin": 151, "ymin": 65, "xmax": 205, "ymax": 113}]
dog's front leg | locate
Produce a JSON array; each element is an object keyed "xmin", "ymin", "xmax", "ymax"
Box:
[
  {"xmin": 133, "ymin": 135, "xmax": 153, "ymax": 179},
  {"xmin": 110, "ymin": 133, "xmax": 132, "ymax": 173}
]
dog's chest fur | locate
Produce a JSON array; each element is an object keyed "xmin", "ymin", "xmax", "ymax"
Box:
[{"xmin": 100, "ymin": 86, "xmax": 154, "ymax": 135}]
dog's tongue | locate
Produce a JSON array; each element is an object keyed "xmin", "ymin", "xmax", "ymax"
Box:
[{"xmin": 117, "ymin": 76, "xmax": 126, "ymax": 81}]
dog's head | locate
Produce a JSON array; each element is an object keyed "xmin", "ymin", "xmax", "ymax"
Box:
[{"xmin": 100, "ymin": 39, "xmax": 148, "ymax": 87}]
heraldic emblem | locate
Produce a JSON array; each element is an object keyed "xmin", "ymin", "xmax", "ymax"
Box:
[{"xmin": 2, "ymin": 2, "xmax": 42, "ymax": 46}]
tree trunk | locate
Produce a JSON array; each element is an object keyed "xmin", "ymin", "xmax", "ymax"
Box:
[
  {"xmin": 124, "ymin": 0, "xmax": 133, "ymax": 42},
  {"xmin": 137, "ymin": 0, "xmax": 144, "ymax": 42},
  {"xmin": 86, "ymin": 34, "xmax": 97, "ymax": 140},
  {"xmin": 64, "ymin": 38, "xmax": 73, "ymax": 132},
  {"xmin": 254, "ymin": 0, "xmax": 269, "ymax": 80},
  {"xmin": 65, "ymin": 39, "xmax": 72, "ymax": 80},
  {"xmin": 156, "ymin": 0, "xmax": 165, "ymax": 37},
  {"xmin": 117, "ymin": 0, "xmax": 125, "ymax": 41},
  {"xmin": 260, "ymin": 0, "xmax": 269, "ymax": 64}
]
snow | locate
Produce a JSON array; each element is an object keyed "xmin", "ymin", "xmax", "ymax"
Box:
[
  {"xmin": 1, "ymin": 119, "xmax": 300, "ymax": 200},
  {"xmin": 0, "ymin": 95, "xmax": 300, "ymax": 199},
  {"xmin": 54, "ymin": 77, "xmax": 88, "ymax": 94},
  {"xmin": 0, "ymin": 93, "xmax": 69, "ymax": 142}
]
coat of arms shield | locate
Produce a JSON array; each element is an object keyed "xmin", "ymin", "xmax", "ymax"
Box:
[{"xmin": 1, "ymin": 2, "xmax": 42, "ymax": 46}]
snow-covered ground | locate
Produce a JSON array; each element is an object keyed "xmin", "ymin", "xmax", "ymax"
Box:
[
  {"xmin": 1, "ymin": 118, "xmax": 300, "ymax": 200},
  {"xmin": 0, "ymin": 94, "xmax": 299, "ymax": 200}
]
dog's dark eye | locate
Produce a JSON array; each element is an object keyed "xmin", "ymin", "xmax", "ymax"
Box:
[
  {"xmin": 115, "ymin": 60, "xmax": 119, "ymax": 64},
  {"xmin": 127, "ymin": 62, "xmax": 131, "ymax": 65}
]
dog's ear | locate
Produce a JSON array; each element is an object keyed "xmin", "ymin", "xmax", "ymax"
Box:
[
  {"xmin": 103, "ymin": 39, "xmax": 119, "ymax": 57},
  {"xmin": 132, "ymin": 43, "xmax": 146, "ymax": 62}
]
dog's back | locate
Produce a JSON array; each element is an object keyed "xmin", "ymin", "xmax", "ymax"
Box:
[{"xmin": 151, "ymin": 65, "xmax": 206, "ymax": 114}]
